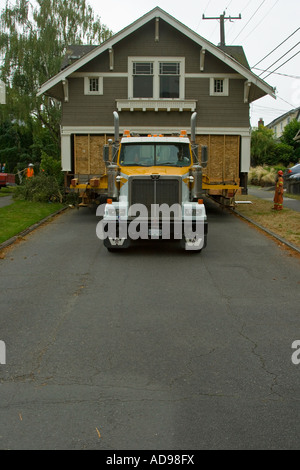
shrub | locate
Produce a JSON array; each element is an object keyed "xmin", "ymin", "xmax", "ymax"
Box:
[
  {"xmin": 40, "ymin": 152, "xmax": 64, "ymax": 185},
  {"xmin": 14, "ymin": 174, "xmax": 63, "ymax": 203},
  {"xmin": 260, "ymin": 168, "xmax": 276, "ymax": 186},
  {"xmin": 249, "ymin": 166, "xmax": 276, "ymax": 186}
]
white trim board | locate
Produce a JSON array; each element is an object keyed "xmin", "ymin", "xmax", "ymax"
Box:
[{"xmin": 61, "ymin": 126, "xmax": 251, "ymax": 136}]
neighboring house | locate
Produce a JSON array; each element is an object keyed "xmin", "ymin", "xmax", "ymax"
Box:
[
  {"xmin": 293, "ymin": 109, "xmax": 300, "ymax": 142},
  {"xmin": 266, "ymin": 106, "xmax": 300, "ymax": 139},
  {"xmin": 38, "ymin": 6, "xmax": 275, "ymax": 193}
]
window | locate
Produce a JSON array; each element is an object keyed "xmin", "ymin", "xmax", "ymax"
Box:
[
  {"xmin": 89, "ymin": 78, "xmax": 99, "ymax": 92},
  {"xmin": 84, "ymin": 76, "xmax": 103, "ymax": 95},
  {"xmin": 133, "ymin": 62, "xmax": 153, "ymax": 98},
  {"xmin": 209, "ymin": 78, "xmax": 229, "ymax": 96},
  {"xmin": 214, "ymin": 79, "xmax": 224, "ymax": 94},
  {"xmin": 129, "ymin": 57, "xmax": 184, "ymax": 99},
  {"xmin": 159, "ymin": 62, "xmax": 180, "ymax": 98}
]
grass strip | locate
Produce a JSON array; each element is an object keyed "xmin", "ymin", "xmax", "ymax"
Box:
[
  {"xmin": 0, "ymin": 200, "xmax": 65, "ymax": 244},
  {"xmin": 0, "ymin": 187, "xmax": 15, "ymax": 197},
  {"xmin": 235, "ymin": 194, "xmax": 300, "ymax": 248}
]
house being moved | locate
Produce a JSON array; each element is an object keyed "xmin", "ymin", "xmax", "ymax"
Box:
[{"xmin": 38, "ymin": 7, "xmax": 275, "ymax": 201}]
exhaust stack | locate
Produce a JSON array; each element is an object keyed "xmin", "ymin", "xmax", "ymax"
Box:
[
  {"xmin": 191, "ymin": 112, "xmax": 197, "ymax": 145},
  {"xmin": 113, "ymin": 111, "xmax": 119, "ymax": 143}
]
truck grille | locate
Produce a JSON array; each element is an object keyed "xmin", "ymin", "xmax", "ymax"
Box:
[{"xmin": 129, "ymin": 177, "xmax": 181, "ymax": 216}]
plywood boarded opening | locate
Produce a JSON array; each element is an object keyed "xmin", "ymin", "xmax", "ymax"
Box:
[
  {"xmin": 74, "ymin": 135, "xmax": 110, "ymax": 175},
  {"xmin": 196, "ymin": 135, "xmax": 240, "ymax": 184}
]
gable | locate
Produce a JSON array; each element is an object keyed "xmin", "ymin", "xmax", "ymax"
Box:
[{"xmin": 38, "ymin": 7, "xmax": 275, "ymax": 101}]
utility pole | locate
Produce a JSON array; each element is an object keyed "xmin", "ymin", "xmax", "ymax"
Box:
[{"xmin": 202, "ymin": 11, "xmax": 241, "ymax": 46}]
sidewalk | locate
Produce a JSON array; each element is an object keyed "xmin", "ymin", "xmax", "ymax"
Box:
[
  {"xmin": 247, "ymin": 186, "xmax": 300, "ymax": 213},
  {"xmin": 0, "ymin": 195, "xmax": 13, "ymax": 209}
]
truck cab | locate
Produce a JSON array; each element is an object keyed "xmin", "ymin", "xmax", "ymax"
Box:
[{"xmin": 100, "ymin": 112, "xmax": 208, "ymax": 252}]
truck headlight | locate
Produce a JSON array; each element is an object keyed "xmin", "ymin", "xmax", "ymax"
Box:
[
  {"xmin": 184, "ymin": 207, "xmax": 202, "ymax": 217},
  {"xmin": 106, "ymin": 207, "xmax": 127, "ymax": 217}
]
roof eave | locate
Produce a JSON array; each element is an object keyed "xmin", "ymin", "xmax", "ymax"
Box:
[{"xmin": 37, "ymin": 6, "xmax": 275, "ymax": 100}]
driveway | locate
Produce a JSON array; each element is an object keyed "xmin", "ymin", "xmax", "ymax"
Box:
[{"xmin": 0, "ymin": 200, "xmax": 299, "ymax": 450}]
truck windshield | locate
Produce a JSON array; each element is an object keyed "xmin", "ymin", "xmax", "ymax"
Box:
[{"xmin": 119, "ymin": 143, "xmax": 191, "ymax": 167}]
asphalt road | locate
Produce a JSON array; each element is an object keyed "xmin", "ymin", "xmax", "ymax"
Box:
[
  {"xmin": 248, "ymin": 186, "xmax": 300, "ymax": 212},
  {"xmin": 0, "ymin": 199, "xmax": 299, "ymax": 450}
]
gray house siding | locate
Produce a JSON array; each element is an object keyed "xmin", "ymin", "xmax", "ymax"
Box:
[
  {"xmin": 62, "ymin": 77, "xmax": 127, "ymax": 127},
  {"xmin": 61, "ymin": 19, "xmax": 249, "ymax": 129},
  {"xmin": 62, "ymin": 76, "xmax": 249, "ymax": 128}
]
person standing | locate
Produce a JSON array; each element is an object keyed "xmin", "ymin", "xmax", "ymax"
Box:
[
  {"xmin": 26, "ymin": 163, "xmax": 34, "ymax": 178},
  {"xmin": 273, "ymin": 170, "xmax": 284, "ymax": 211}
]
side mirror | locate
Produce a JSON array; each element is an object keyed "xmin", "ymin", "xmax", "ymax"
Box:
[
  {"xmin": 201, "ymin": 145, "xmax": 208, "ymax": 168},
  {"xmin": 103, "ymin": 145, "xmax": 110, "ymax": 165}
]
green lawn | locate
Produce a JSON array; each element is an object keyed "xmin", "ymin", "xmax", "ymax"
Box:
[
  {"xmin": 235, "ymin": 194, "xmax": 300, "ymax": 248},
  {"xmin": 0, "ymin": 200, "xmax": 65, "ymax": 244},
  {"xmin": 0, "ymin": 187, "xmax": 15, "ymax": 197}
]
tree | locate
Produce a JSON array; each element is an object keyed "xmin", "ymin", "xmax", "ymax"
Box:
[
  {"xmin": 0, "ymin": 0, "xmax": 112, "ymax": 158},
  {"xmin": 251, "ymin": 126, "xmax": 275, "ymax": 166},
  {"xmin": 280, "ymin": 119, "xmax": 300, "ymax": 164}
]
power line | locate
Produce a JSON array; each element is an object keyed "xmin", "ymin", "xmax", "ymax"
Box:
[
  {"xmin": 241, "ymin": 0, "xmax": 280, "ymax": 42},
  {"xmin": 231, "ymin": 0, "xmax": 266, "ymax": 43},
  {"xmin": 252, "ymin": 27, "xmax": 300, "ymax": 68},
  {"xmin": 276, "ymin": 94, "xmax": 298, "ymax": 108},
  {"xmin": 262, "ymin": 50, "xmax": 300, "ymax": 80},
  {"xmin": 225, "ymin": 0, "xmax": 253, "ymax": 41},
  {"xmin": 259, "ymin": 41, "xmax": 300, "ymax": 77},
  {"xmin": 252, "ymin": 67, "xmax": 300, "ymax": 79},
  {"xmin": 195, "ymin": 0, "xmax": 212, "ymax": 31},
  {"xmin": 203, "ymin": 0, "xmax": 212, "ymax": 14}
]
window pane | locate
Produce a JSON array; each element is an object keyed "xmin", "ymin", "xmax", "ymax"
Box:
[
  {"xmin": 160, "ymin": 76, "xmax": 179, "ymax": 98},
  {"xmin": 214, "ymin": 79, "xmax": 224, "ymax": 93},
  {"xmin": 159, "ymin": 62, "xmax": 180, "ymax": 75},
  {"xmin": 133, "ymin": 62, "xmax": 153, "ymax": 75},
  {"xmin": 133, "ymin": 76, "xmax": 153, "ymax": 98},
  {"xmin": 89, "ymin": 78, "xmax": 99, "ymax": 92}
]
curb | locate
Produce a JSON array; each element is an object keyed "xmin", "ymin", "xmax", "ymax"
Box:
[
  {"xmin": 232, "ymin": 208, "xmax": 300, "ymax": 255},
  {"xmin": 0, "ymin": 206, "xmax": 69, "ymax": 252}
]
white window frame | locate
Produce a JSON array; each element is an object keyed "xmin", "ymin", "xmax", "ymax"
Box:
[
  {"xmin": 84, "ymin": 76, "xmax": 103, "ymax": 95},
  {"xmin": 128, "ymin": 57, "xmax": 185, "ymax": 100},
  {"xmin": 209, "ymin": 77, "xmax": 229, "ymax": 96}
]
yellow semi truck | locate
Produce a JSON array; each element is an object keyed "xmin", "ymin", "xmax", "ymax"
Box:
[
  {"xmin": 99, "ymin": 112, "xmax": 208, "ymax": 251},
  {"xmin": 71, "ymin": 112, "xmax": 208, "ymax": 251}
]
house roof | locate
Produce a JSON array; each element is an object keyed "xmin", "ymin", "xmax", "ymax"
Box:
[
  {"xmin": 61, "ymin": 45, "xmax": 98, "ymax": 70},
  {"xmin": 266, "ymin": 106, "xmax": 300, "ymax": 128},
  {"xmin": 217, "ymin": 45, "xmax": 250, "ymax": 70},
  {"xmin": 37, "ymin": 6, "xmax": 275, "ymax": 99}
]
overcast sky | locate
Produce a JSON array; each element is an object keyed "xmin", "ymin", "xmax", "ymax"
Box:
[{"xmin": 1, "ymin": 0, "xmax": 299, "ymax": 128}]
